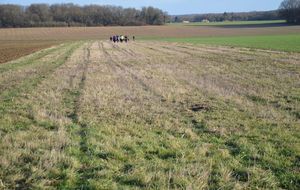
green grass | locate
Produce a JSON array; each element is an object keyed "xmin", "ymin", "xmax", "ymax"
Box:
[
  {"xmin": 157, "ymin": 34, "xmax": 300, "ymax": 52},
  {"xmin": 168, "ymin": 20, "xmax": 286, "ymax": 26}
]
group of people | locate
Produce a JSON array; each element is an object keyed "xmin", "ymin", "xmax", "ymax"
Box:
[{"xmin": 110, "ymin": 35, "xmax": 135, "ymax": 43}]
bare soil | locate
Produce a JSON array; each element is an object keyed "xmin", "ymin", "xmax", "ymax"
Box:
[
  {"xmin": 0, "ymin": 41, "xmax": 59, "ymax": 64},
  {"xmin": 1, "ymin": 25, "xmax": 300, "ymax": 41}
]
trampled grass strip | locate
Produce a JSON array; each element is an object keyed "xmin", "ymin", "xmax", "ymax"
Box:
[{"xmin": 55, "ymin": 43, "xmax": 95, "ymax": 189}]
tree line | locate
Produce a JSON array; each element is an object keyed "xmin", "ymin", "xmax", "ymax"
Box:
[
  {"xmin": 172, "ymin": 0, "xmax": 300, "ymax": 24},
  {"xmin": 0, "ymin": 3, "xmax": 169, "ymax": 27},
  {"xmin": 1, "ymin": 0, "xmax": 299, "ymax": 27},
  {"xmin": 172, "ymin": 10, "xmax": 281, "ymax": 23}
]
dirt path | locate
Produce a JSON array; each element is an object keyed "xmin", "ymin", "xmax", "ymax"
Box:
[{"xmin": 0, "ymin": 41, "xmax": 299, "ymax": 189}]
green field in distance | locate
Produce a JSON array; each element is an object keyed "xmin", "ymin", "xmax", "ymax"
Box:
[{"xmin": 156, "ymin": 34, "xmax": 300, "ymax": 52}]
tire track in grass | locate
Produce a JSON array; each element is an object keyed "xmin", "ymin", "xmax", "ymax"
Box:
[
  {"xmin": 77, "ymin": 46, "xmax": 90, "ymax": 156},
  {"xmin": 66, "ymin": 43, "xmax": 93, "ymax": 189},
  {"xmin": 100, "ymin": 42, "xmax": 165, "ymax": 101},
  {"xmin": 111, "ymin": 42, "xmax": 142, "ymax": 58}
]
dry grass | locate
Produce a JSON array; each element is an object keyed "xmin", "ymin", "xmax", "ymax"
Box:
[{"xmin": 0, "ymin": 40, "xmax": 299, "ymax": 189}]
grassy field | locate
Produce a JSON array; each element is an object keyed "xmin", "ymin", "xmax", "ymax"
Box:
[
  {"xmin": 1, "ymin": 22, "xmax": 299, "ymax": 63},
  {"xmin": 0, "ymin": 41, "xmax": 299, "ymax": 189},
  {"xmin": 157, "ymin": 34, "xmax": 300, "ymax": 52},
  {"xmin": 0, "ymin": 20, "xmax": 300, "ymax": 189}
]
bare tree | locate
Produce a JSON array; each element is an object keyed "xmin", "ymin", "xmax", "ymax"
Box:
[
  {"xmin": 141, "ymin": 6, "xmax": 165, "ymax": 25},
  {"xmin": 279, "ymin": 0, "xmax": 300, "ymax": 23},
  {"xmin": 0, "ymin": 4, "xmax": 168, "ymax": 27},
  {"xmin": 26, "ymin": 4, "xmax": 51, "ymax": 23},
  {"xmin": 0, "ymin": 5, "xmax": 25, "ymax": 27}
]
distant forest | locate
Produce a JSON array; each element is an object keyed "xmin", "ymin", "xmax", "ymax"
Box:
[
  {"xmin": 171, "ymin": 10, "xmax": 281, "ymax": 23},
  {"xmin": 0, "ymin": 4, "xmax": 169, "ymax": 27},
  {"xmin": 1, "ymin": 1, "xmax": 299, "ymax": 28}
]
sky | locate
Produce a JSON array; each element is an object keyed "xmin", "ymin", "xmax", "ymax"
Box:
[{"xmin": 0, "ymin": 0, "xmax": 283, "ymax": 15}]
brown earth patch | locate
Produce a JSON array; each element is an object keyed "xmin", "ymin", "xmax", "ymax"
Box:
[
  {"xmin": 0, "ymin": 40, "xmax": 60, "ymax": 64},
  {"xmin": 0, "ymin": 25, "xmax": 300, "ymax": 41}
]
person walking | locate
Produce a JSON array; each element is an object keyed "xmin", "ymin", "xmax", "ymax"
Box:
[{"xmin": 120, "ymin": 35, "xmax": 125, "ymax": 43}]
